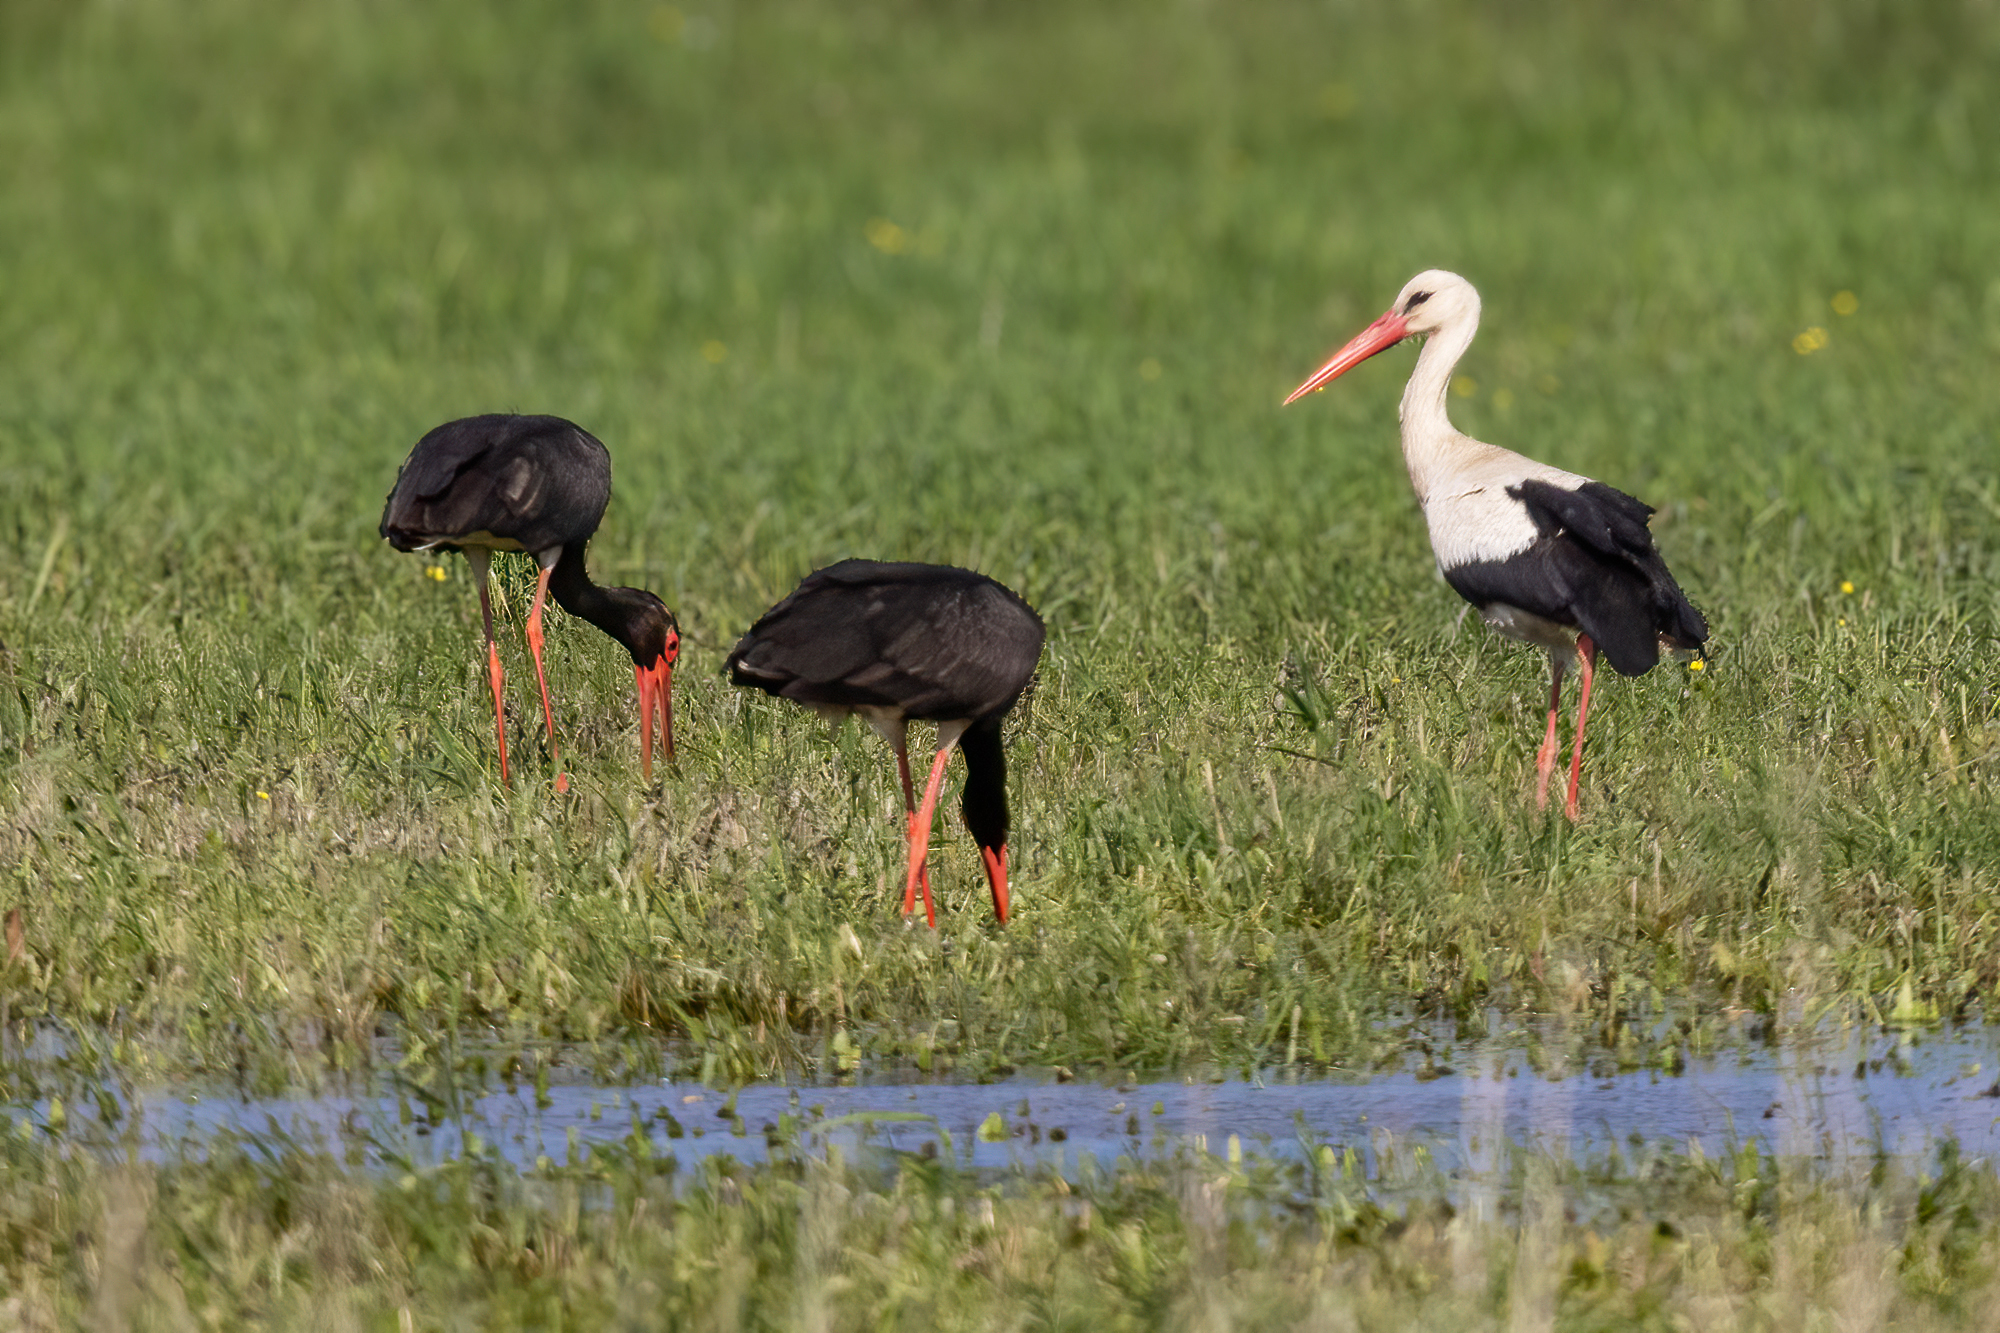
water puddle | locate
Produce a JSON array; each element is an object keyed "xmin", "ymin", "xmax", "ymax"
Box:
[{"xmin": 76, "ymin": 1027, "xmax": 2000, "ymax": 1173}]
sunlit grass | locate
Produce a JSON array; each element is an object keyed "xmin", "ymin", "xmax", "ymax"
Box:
[{"xmin": 0, "ymin": 0, "xmax": 1996, "ymax": 1095}]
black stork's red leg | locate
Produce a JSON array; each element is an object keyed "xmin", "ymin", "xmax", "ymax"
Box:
[
  {"xmin": 902, "ymin": 722, "xmax": 970, "ymax": 929},
  {"xmin": 882, "ymin": 723, "xmax": 935, "ymax": 924},
  {"xmin": 522, "ymin": 563, "xmax": 569, "ymax": 793},
  {"xmin": 467, "ymin": 548, "xmax": 513, "ymax": 786}
]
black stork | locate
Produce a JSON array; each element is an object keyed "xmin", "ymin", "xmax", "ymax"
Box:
[
  {"xmin": 725, "ymin": 560, "xmax": 1044, "ymax": 926},
  {"xmin": 1284, "ymin": 270, "xmax": 1707, "ymax": 818},
  {"xmin": 380, "ymin": 414, "xmax": 679, "ymax": 790}
]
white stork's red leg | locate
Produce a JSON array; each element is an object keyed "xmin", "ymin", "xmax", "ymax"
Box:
[
  {"xmin": 1563, "ymin": 635, "xmax": 1597, "ymax": 820},
  {"xmin": 904, "ymin": 721, "xmax": 969, "ymax": 929},
  {"xmin": 1534, "ymin": 654, "xmax": 1567, "ymax": 810},
  {"xmin": 468, "ymin": 549, "xmax": 512, "ymax": 786},
  {"xmin": 523, "ymin": 563, "xmax": 568, "ymax": 793}
]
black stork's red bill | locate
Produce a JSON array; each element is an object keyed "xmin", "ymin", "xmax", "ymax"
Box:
[
  {"xmin": 1285, "ymin": 270, "xmax": 1708, "ymax": 818},
  {"xmin": 725, "ymin": 560, "xmax": 1044, "ymax": 926},
  {"xmin": 380, "ymin": 414, "xmax": 679, "ymax": 790}
]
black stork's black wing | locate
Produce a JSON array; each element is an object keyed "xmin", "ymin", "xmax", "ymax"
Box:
[
  {"xmin": 380, "ymin": 414, "xmax": 611, "ymax": 556},
  {"xmin": 727, "ymin": 560, "xmax": 1045, "ymax": 721}
]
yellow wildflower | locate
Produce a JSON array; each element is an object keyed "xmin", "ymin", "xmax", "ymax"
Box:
[
  {"xmin": 425, "ymin": 565, "xmax": 447, "ymax": 583},
  {"xmin": 701, "ymin": 340, "xmax": 728, "ymax": 364},
  {"xmin": 649, "ymin": 6, "xmax": 684, "ymax": 42},
  {"xmin": 865, "ymin": 218, "xmax": 908, "ymax": 255},
  {"xmin": 1830, "ymin": 291, "xmax": 1858, "ymax": 316},
  {"xmin": 1793, "ymin": 327, "xmax": 1828, "ymax": 355}
]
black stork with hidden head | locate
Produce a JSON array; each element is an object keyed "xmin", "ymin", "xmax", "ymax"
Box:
[
  {"xmin": 1284, "ymin": 271, "xmax": 1707, "ymax": 818},
  {"xmin": 726, "ymin": 560, "xmax": 1045, "ymax": 927},
  {"xmin": 380, "ymin": 414, "xmax": 679, "ymax": 790}
]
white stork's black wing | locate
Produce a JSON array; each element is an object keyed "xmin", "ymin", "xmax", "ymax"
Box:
[{"xmin": 1503, "ymin": 479, "xmax": 1708, "ymax": 674}]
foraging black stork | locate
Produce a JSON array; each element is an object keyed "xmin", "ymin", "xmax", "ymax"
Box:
[
  {"xmin": 1284, "ymin": 271, "xmax": 1707, "ymax": 818},
  {"xmin": 380, "ymin": 414, "xmax": 678, "ymax": 789},
  {"xmin": 725, "ymin": 560, "xmax": 1044, "ymax": 926}
]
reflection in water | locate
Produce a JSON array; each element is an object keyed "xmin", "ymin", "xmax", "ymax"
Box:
[{"xmin": 92, "ymin": 1028, "xmax": 2000, "ymax": 1176}]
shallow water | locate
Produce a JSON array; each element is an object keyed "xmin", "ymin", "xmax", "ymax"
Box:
[{"xmin": 105, "ymin": 1026, "xmax": 2000, "ymax": 1175}]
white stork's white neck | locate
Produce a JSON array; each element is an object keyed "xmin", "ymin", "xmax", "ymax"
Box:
[{"xmin": 1396, "ymin": 304, "xmax": 1480, "ymax": 503}]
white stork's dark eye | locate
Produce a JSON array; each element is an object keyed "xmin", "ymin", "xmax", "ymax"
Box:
[{"xmin": 1405, "ymin": 291, "xmax": 1433, "ymax": 313}]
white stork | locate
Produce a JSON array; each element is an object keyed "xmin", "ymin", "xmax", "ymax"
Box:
[{"xmin": 1285, "ymin": 270, "xmax": 1707, "ymax": 818}]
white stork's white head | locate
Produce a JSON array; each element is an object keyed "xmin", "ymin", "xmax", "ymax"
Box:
[
  {"xmin": 1283, "ymin": 269, "xmax": 1482, "ymax": 405},
  {"xmin": 1390, "ymin": 270, "xmax": 1480, "ymax": 338}
]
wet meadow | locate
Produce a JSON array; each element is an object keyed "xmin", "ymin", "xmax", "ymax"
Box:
[{"xmin": 3, "ymin": 0, "xmax": 2000, "ymax": 1324}]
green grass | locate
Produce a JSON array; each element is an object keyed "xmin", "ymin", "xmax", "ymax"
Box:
[
  {"xmin": 7, "ymin": 0, "xmax": 2000, "ymax": 1322},
  {"xmin": 2, "ymin": 0, "xmax": 1999, "ymax": 1094},
  {"xmin": 6, "ymin": 1118, "xmax": 2000, "ymax": 1330}
]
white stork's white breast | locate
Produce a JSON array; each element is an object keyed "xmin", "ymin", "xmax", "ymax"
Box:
[{"xmin": 1417, "ymin": 447, "xmax": 1593, "ymax": 572}]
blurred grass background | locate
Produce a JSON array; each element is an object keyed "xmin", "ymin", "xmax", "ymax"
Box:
[{"xmin": 1, "ymin": 0, "xmax": 1998, "ymax": 1086}]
